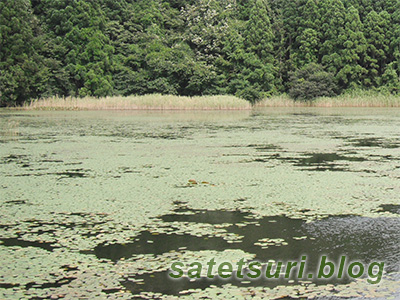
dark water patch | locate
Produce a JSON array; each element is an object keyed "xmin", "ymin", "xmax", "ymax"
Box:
[
  {"xmin": 376, "ymin": 204, "xmax": 400, "ymax": 214},
  {"xmin": 1, "ymin": 154, "xmax": 27, "ymax": 161},
  {"xmin": 223, "ymin": 144, "xmax": 245, "ymax": 148},
  {"xmin": 143, "ymin": 133, "xmax": 180, "ymax": 140},
  {"xmin": 247, "ymin": 144, "xmax": 282, "ymax": 152},
  {"xmin": 0, "ymin": 283, "xmax": 20, "ymax": 289},
  {"xmin": 65, "ymin": 162, "xmax": 83, "ymax": 166},
  {"xmin": 94, "ymin": 231, "xmax": 232, "ymax": 262},
  {"xmin": 353, "ymin": 169, "xmax": 377, "ymax": 174},
  {"xmin": 301, "ymin": 165, "xmax": 351, "ymax": 172},
  {"xmin": 40, "ymin": 159, "xmax": 64, "ymax": 163},
  {"xmin": 96, "ymin": 210, "xmax": 400, "ymax": 295},
  {"xmin": 296, "ymin": 153, "xmax": 366, "ymax": 166},
  {"xmin": 0, "ymin": 238, "xmax": 57, "ymax": 251},
  {"xmin": 3, "ymin": 200, "xmax": 28, "ymax": 205},
  {"xmin": 122, "ymin": 271, "xmax": 308, "ymax": 296},
  {"xmin": 368, "ymin": 154, "xmax": 398, "ymax": 161},
  {"xmin": 234, "ymin": 198, "xmax": 247, "ymax": 203},
  {"xmin": 203, "ymin": 124, "xmax": 253, "ymax": 132},
  {"xmin": 94, "ymin": 211, "xmax": 400, "ymax": 271},
  {"xmin": 25, "ymin": 277, "xmax": 75, "ymax": 290},
  {"xmin": 230, "ymin": 214, "xmax": 399, "ymax": 274},
  {"xmin": 123, "ymin": 266, "xmax": 356, "ymax": 297},
  {"xmin": 247, "ymin": 153, "xmax": 293, "ymax": 164},
  {"xmin": 304, "ymin": 216, "xmax": 400, "ymax": 273},
  {"xmin": 118, "ymin": 167, "xmax": 139, "ymax": 174},
  {"xmin": 299, "ymin": 166, "xmax": 350, "ymax": 172},
  {"xmin": 25, "ymin": 220, "xmax": 106, "ymax": 231},
  {"xmin": 349, "ymin": 137, "xmax": 399, "ymax": 149},
  {"xmin": 291, "ymin": 112, "xmax": 319, "ymax": 117},
  {"xmin": 246, "ymin": 152, "xmax": 367, "ymax": 171},
  {"xmin": 56, "ymin": 172, "xmax": 87, "ymax": 178},
  {"xmin": 131, "ymin": 132, "xmax": 188, "ymax": 140},
  {"xmin": 224, "ymin": 143, "xmax": 280, "ymax": 151},
  {"xmin": 55, "ymin": 169, "xmax": 89, "ymax": 178},
  {"xmin": 69, "ymin": 212, "xmax": 93, "ymax": 217},
  {"xmin": 11, "ymin": 169, "xmax": 91, "ymax": 179},
  {"xmin": 294, "ymin": 153, "xmax": 366, "ymax": 172},
  {"xmin": 159, "ymin": 209, "xmax": 251, "ymax": 224},
  {"xmin": 102, "ymin": 288, "xmax": 124, "ymax": 294},
  {"xmin": 1, "ymin": 154, "xmax": 29, "ymax": 166},
  {"xmin": 222, "ymin": 154, "xmax": 250, "ymax": 157}
]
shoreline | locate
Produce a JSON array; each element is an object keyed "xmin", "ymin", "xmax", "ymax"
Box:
[{"xmin": 15, "ymin": 93, "xmax": 400, "ymax": 111}]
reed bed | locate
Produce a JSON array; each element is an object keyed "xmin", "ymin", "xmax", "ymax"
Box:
[
  {"xmin": 256, "ymin": 92, "xmax": 400, "ymax": 108},
  {"xmin": 24, "ymin": 92, "xmax": 400, "ymax": 110},
  {"xmin": 26, "ymin": 94, "xmax": 252, "ymax": 110}
]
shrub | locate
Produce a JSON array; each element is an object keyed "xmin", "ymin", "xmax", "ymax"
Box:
[{"xmin": 289, "ymin": 63, "xmax": 338, "ymax": 101}]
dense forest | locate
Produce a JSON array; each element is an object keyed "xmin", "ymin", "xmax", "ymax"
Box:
[{"xmin": 1, "ymin": 0, "xmax": 400, "ymax": 106}]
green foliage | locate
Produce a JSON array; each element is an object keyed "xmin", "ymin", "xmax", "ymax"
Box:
[
  {"xmin": 219, "ymin": 0, "xmax": 276, "ymax": 103},
  {"xmin": 363, "ymin": 10, "xmax": 391, "ymax": 87},
  {"xmin": 39, "ymin": 0, "xmax": 114, "ymax": 97},
  {"xmin": 320, "ymin": 3, "xmax": 368, "ymax": 89},
  {"xmin": 289, "ymin": 63, "xmax": 338, "ymax": 101},
  {"xmin": 381, "ymin": 63, "xmax": 400, "ymax": 93},
  {"xmin": 1, "ymin": 0, "xmax": 400, "ymax": 106},
  {"xmin": 0, "ymin": 0, "xmax": 48, "ymax": 106}
]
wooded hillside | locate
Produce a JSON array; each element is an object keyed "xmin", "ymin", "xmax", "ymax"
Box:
[{"xmin": 1, "ymin": 0, "xmax": 399, "ymax": 106}]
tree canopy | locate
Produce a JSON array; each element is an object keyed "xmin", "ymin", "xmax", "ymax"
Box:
[{"xmin": 1, "ymin": 0, "xmax": 399, "ymax": 106}]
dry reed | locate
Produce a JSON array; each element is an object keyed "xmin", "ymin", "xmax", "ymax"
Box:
[
  {"xmin": 26, "ymin": 94, "xmax": 251, "ymax": 110},
  {"xmin": 24, "ymin": 92, "xmax": 400, "ymax": 111},
  {"xmin": 256, "ymin": 92, "xmax": 400, "ymax": 108}
]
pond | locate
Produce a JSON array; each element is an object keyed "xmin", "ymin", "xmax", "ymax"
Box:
[{"xmin": 0, "ymin": 108, "xmax": 399, "ymax": 299}]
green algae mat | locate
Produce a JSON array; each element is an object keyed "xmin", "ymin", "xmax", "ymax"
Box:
[{"xmin": 0, "ymin": 108, "xmax": 399, "ymax": 299}]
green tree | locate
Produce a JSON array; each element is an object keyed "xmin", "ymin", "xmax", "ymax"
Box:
[
  {"xmin": 0, "ymin": 0, "xmax": 48, "ymax": 106},
  {"xmin": 363, "ymin": 10, "xmax": 391, "ymax": 87},
  {"xmin": 2, "ymin": 0, "xmax": 400, "ymax": 106},
  {"xmin": 182, "ymin": 0, "xmax": 234, "ymax": 64},
  {"xmin": 34, "ymin": 0, "xmax": 115, "ymax": 97},
  {"xmin": 381, "ymin": 63, "xmax": 400, "ymax": 93},
  {"xmin": 297, "ymin": 28, "xmax": 320, "ymax": 65},
  {"xmin": 320, "ymin": 2, "xmax": 367, "ymax": 89},
  {"xmin": 289, "ymin": 63, "xmax": 338, "ymax": 100},
  {"xmin": 226, "ymin": 0, "xmax": 276, "ymax": 102},
  {"xmin": 391, "ymin": 2, "xmax": 400, "ymax": 77},
  {"xmin": 292, "ymin": 0, "xmax": 322, "ymax": 68}
]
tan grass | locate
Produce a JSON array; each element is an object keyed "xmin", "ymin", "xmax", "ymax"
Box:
[
  {"xmin": 256, "ymin": 92, "xmax": 400, "ymax": 108},
  {"xmin": 24, "ymin": 92, "xmax": 400, "ymax": 110},
  {"xmin": 26, "ymin": 94, "xmax": 252, "ymax": 110}
]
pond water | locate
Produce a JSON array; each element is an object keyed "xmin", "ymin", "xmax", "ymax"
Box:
[{"xmin": 0, "ymin": 108, "xmax": 400, "ymax": 299}]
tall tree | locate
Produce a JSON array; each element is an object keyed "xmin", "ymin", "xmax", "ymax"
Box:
[
  {"xmin": 320, "ymin": 2, "xmax": 367, "ymax": 89},
  {"xmin": 35, "ymin": 0, "xmax": 115, "ymax": 97},
  {"xmin": 363, "ymin": 10, "xmax": 391, "ymax": 87},
  {"xmin": 391, "ymin": 1, "xmax": 400, "ymax": 76},
  {"xmin": 0, "ymin": 0, "xmax": 48, "ymax": 106},
  {"xmin": 241, "ymin": 0, "xmax": 276, "ymax": 99},
  {"xmin": 291, "ymin": 0, "xmax": 322, "ymax": 68}
]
